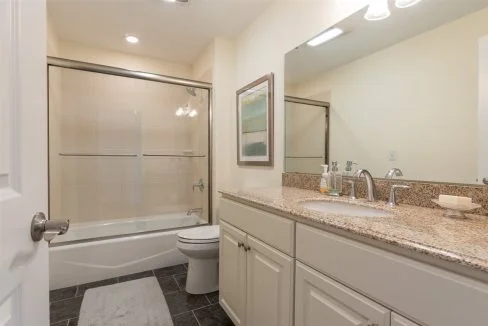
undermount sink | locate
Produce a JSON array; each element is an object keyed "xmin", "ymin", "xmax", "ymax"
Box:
[{"xmin": 299, "ymin": 200, "xmax": 392, "ymax": 218}]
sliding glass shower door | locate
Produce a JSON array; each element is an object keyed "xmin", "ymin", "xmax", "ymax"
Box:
[{"xmin": 48, "ymin": 64, "xmax": 211, "ymax": 243}]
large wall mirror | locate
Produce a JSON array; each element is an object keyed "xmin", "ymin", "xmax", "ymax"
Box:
[{"xmin": 285, "ymin": 0, "xmax": 488, "ymax": 185}]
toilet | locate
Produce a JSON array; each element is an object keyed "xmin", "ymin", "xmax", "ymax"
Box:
[{"xmin": 176, "ymin": 225, "xmax": 220, "ymax": 294}]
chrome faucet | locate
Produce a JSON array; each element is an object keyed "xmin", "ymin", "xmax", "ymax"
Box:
[
  {"xmin": 187, "ymin": 208, "xmax": 203, "ymax": 216},
  {"xmin": 387, "ymin": 184, "xmax": 411, "ymax": 207},
  {"xmin": 385, "ymin": 168, "xmax": 403, "ymax": 179},
  {"xmin": 354, "ymin": 169, "xmax": 376, "ymax": 202},
  {"xmin": 193, "ymin": 178, "xmax": 204, "ymax": 192}
]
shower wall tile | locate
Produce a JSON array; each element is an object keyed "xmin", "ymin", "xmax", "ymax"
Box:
[{"xmin": 49, "ymin": 67, "xmax": 209, "ymax": 224}]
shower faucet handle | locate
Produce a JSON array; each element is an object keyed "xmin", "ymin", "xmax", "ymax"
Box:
[{"xmin": 192, "ymin": 178, "xmax": 205, "ymax": 192}]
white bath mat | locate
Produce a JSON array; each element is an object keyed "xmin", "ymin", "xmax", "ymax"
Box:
[{"xmin": 78, "ymin": 277, "xmax": 173, "ymax": 326}]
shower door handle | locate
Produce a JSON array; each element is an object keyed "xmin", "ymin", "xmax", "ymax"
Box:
[{"xmin": 31, "ymin": 212, "xmax": 70, "ymax": 242}]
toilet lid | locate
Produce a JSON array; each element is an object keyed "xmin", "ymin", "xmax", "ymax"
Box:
[{"xmin": 177, "ymin": 225, "xmax": 220, "ymax": 243}]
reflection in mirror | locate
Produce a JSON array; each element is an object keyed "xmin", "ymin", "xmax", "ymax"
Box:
[
  {"xmin": 285, "ymin": 97, "xmax": 329, "ymax": 174},
  {"xmin": 285, "ymin": 0, "xmax": 488, "ymax": 184}
]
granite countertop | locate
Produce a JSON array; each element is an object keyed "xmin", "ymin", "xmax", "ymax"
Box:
[{"xmin": 219, "ymin": 186, "xmax": 488, "ymax": 275}]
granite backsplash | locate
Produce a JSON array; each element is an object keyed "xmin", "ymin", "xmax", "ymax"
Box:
[{"xmin": 282, "ymin": 172, "xmax": 488, "ymax": 216}]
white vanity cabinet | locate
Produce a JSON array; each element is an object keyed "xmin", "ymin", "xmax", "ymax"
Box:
[
  {"xmin": 295, "ymin": 261, "xmax": 390, "ymax": 326},
  {"xmin": 219, "ymin": 199, "xmax": 295, "ymax": 326},
  {"xmin": 219, "ymin": 197, "xmax": 488, "ymax": 326},
  {"xmin": 219, "ymin": 221, "xmax": 247, "ymax": 326}
]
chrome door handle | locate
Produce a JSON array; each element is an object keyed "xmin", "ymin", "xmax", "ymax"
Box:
[{"xmin": 31, "ymin": 212, "xmax": 70, "ymax": 242}]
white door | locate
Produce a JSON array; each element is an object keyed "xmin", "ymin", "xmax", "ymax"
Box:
[
  {"xmin": 219, "ymin": 221, "xmax": 247, "ymax": 326},
  {"xmin": 391, "ymin": 313, "xmax": 420, "ymax": 326},
  {"xmin": 0, "ymin": 0, "xmax": 49, "ymax": 325},
  {"xmin": 246, "ymin": 235, "xmax": 293, "ymax": 326},
  {"xmin": 295, "ymin": 262, "xmax": 390, "ymax": 326}
]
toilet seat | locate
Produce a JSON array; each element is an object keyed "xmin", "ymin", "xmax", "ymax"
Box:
[{"xmin": 177, "ymin": 225, "xmax": 220, "ymax": 244}]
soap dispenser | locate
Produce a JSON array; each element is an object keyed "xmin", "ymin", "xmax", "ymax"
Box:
[
  {"xmin": 329, "ymin": 161, "xmax": 343, "ymax": 196},
  {"xmin": 320, "ymin": 164, "xmax": 329, "ymax": 194},
  {"xmin": 344, "ymin": 161, "xmax": 358, "ymax": 177}
]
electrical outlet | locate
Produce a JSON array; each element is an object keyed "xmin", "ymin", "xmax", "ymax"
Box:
[{"xmin": 388, "ymin": 150, "xmax": 397, "ymax": 162}]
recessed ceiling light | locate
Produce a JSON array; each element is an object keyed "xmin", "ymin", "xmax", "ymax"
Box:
[
  {"xmin": 307, "ymin": 27, "xmax": 344, "ymax": 47},
  {"xmin": 125, "ymin": 35, "xmax": 139, "ymax": 44}
]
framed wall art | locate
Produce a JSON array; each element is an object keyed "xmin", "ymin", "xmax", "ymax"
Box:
[{"xmin": 236, "ymin": 73, "xmax": 274, "ymax": 166}]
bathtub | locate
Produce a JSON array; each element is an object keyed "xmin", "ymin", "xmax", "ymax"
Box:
[{"xmin": 49, "ymin": 212, "xmax": 205, "ymax": 290}]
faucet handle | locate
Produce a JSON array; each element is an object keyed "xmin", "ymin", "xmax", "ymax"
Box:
[
  {"xmin": 346, "ymin": 179, "xmax": 357, "ymax": 200},
  {"xmin": 385, "ymin": 168, "xmax": 403, "ymax": 179},
  {"xmin": 388, "ymin": 184, "xmax": 411, "ymax": 207}
]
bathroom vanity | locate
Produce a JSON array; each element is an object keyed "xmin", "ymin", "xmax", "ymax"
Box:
[{"xmin": 218, "ymin": 187, "xmax": 488, "ymax": 326}]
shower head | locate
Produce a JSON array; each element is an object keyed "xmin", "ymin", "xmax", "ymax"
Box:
[{"xmin": 186, "ymin": 87, "xmax": 196, "ymax": 97}]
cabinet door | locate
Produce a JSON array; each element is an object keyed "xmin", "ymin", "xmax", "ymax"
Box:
[
  {"xmin": 246, "ymin": 235, "xmax": 294, "ymax": 326},
  {"xmin": 295, "ymin": 262, "xmax": 390, "ymax": 326},
  {"xmin": 391, "ymin": 313, "xmax": 420, "ymax": 326},
  {"xmin": 219, "ymin": 221, "xmax": 247, "ymax": 326}
]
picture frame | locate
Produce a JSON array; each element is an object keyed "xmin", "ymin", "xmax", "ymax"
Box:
[{"xmin": 236, "ymin": 73, "xmax": 274, "ymax": 166}]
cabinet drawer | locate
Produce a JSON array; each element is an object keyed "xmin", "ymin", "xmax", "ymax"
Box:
[
  {"xmin": 219, "ymin": 198, "xmax": 295, "ymax": 256},
  {"xmin": 296, "ymin": 223, "xmax": 488, "ymax": 326}
]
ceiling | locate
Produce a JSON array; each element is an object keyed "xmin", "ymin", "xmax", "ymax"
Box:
[
  {"xmin": 48, "ymin": 0, "xmax": 272, "ymax": 64},
  {"xmin": 286, "ymin": 0, "xmax": 488, "ymax": 85}
]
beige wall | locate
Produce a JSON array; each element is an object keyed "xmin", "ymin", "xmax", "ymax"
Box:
[
  {"xmin": 289, "ymin": 7, "xmax": 488, "ymax": 184},
  {"xmin": 49, "ymin": 67, "xmax": 209, "ymax": 223},
  {"xmin": 211, "ymin": 0, "xmax": 369, "ymax": 215},
  {"xmin": 47, "ymin": 14, "xmax": 59, "ymax": 56},
  {"xmin": 192, "ymin": 42, "xmax": 214, "ymax": 82}
]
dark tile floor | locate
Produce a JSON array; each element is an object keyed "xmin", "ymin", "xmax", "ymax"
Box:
[{"xmin": 49, "ymin": 264, "xmax": 234, "ymax": 326}]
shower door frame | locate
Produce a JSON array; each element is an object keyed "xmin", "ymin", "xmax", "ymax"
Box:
[
  {"xmin": 47, "ymin": 57, "xmax": 214, "ymax": 242},
  {"xmin": 284, "ymin": 95, "xmax": 330, "ymax": 171}
]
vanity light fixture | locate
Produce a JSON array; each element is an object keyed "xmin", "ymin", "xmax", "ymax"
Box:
[
  {"xmin": 125, "ymin": 35, "xmax": 139, "ymax": 44},
  {"xmin": 307, "ymin": 27, "xmax": 344, "ymax": 47},
  {"xmin": 395, "ymin": 0, "xmax": 423, "ymax": 8},
  {"xmin": 364, "ymin": 0, "xmax": 391, "ymax": 21}
]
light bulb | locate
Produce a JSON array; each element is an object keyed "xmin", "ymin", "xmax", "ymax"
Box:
[
  {"xmin": 395, "ymin": 0, "xmax": 423, "ymax": 8},
  {"xmin": 125, "ymin": 35, "xmax": 139, "ymax": 44},
  {"xmin": 175, "ymin": 107, "xmax": 185, "ymax": 117},
  {"xmin": 189, "ymin": 109, "xmax": 198, "ymax": 118},
  {"xmin": 364, "ymin": 0, "xmax": 391, "ymax": 21}
]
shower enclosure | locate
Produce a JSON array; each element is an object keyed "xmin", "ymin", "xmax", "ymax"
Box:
[{"xmin": 48, "ymin": 58, "xmax": 212, "ymax": 244}]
